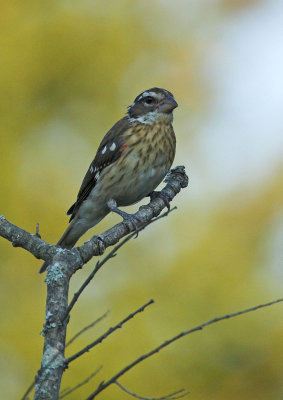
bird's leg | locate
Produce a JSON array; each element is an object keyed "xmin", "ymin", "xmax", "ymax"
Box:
[
  {"xmin": 148, "ymin": 191, "xmax": 171, "ymax": 211},
  {"xmin": 107, "ymin": 199, "xmax": 140, "ymax": 237}
]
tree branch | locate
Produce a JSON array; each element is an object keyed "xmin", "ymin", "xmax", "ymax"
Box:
[
  {"xmin": 66, "ymin": 311, "xmax": 110, "ymax": 347},
  {"xmin": 114, "ymin": 381, "xmax": 190, "ymax": 400},
  {"xmin": 1, "ymin": 166, "xmax": 187, "ymax": 400},
  {"xmin": 85, "ymin": 298, "xmax": 283, "ymax": 399},
  {"xmin": 21, "ymin": 208, "xmax": 176, "ymax": 400},
  {"xmin": 0, "ymin": 166, "xmax": 188, "ymax": 272},
  {"xmin": 62, "ymin": 207, "xmax": 177, "ymax": 322},
  {"xmin": 21, "ymin": 380, "xmax": 35, "ymax": 400},
  {"xmin": 0, "ymin": 215, "xmax": 58, "ymax": 260},
  {"xmin": 61, "ymin": 232, "xmax": 135, "ymax": 322},
  {"xmin": 59, "ymin": 366, "xmax": 102, "ymax": 399},
  {"xmin": 65, "ymin": 299, "xmax": 154, "ymax": 366}
]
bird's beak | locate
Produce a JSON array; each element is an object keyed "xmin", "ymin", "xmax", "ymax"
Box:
[{"xmin": 158, "ymin": 95, "xmax": 178, "ymax": 113}]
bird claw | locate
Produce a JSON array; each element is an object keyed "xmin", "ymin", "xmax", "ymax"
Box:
[
  {"xmin": 121, "ymin": 213, "xmax": 140, "ymax": 238},
  {"xmin": 149, "ymin": 191, "xmax": 171, "ymax": 211},
  {"xmin": 107, "ymin": 199, "xmax": 140, "ymax": 237}
]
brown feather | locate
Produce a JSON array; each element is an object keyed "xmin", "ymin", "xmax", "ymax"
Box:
[{"xmin": 67, "ymin": 117, "xmax": 130, "ymax": 220}]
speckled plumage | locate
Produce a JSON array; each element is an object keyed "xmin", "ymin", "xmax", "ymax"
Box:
[{"xmin": 39, "ymin": 87, "xmax": 177, "ymax": 273}]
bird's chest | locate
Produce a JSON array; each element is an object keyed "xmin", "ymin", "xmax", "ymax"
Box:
[
  {"xmin": 126, "ymin": 122, "xmax": 175, "ymax": 165},
  {"xmin": 113, "ymin": 123, "xmax": 175, "ymax": 205}
]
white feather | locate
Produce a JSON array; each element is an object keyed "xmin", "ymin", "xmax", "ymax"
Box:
[{"xmin": 128, "ymin": 110, "xmax": 159, "ymax": 125}]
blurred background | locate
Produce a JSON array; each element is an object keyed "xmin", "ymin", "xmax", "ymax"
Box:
[{"xmin": 0, "ymin": 0, "xmax": 282, "ymax": 399}]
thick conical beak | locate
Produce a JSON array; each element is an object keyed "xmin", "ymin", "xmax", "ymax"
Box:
[{"xmin": 158, "ymin": 95, "xmax": 178, "ymax": 113}]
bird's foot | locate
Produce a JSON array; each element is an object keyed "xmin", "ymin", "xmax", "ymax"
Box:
[
  {"xmin": 148, "ymin": 191, "xmax": 171, "ymax": 211},
  {"xmin": 107, "ymin": 199, "xmax": 140, "ymax": 237}
]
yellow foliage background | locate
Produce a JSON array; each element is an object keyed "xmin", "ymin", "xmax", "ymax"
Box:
[{"xmin": 0, "ymin": 1, "xmax": 282, "ymax": 399}]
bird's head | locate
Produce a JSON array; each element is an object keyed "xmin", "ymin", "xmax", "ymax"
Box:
[{"xmin": 127, "ymin": 87, "xmax": 178, "ymax": 125}]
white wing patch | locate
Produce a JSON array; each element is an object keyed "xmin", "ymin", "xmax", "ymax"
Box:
[
  {"xmin": 102, "ymin": 145, "xmax": 107, "ymax": 154},
  {"xmin": 110, "ymin": 142, "xmax": 116, "ymax": 151}
]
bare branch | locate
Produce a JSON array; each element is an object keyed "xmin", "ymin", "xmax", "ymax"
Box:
[
  {"xmin": 62, "ymin": 207, "xmax": 176, "ymax": 323},
  {"xmin": 22, "ymin": 205, "xmax": 170, "ymax": 398},
  {"xmin": 61, "ymin": 232, "xmax": 134, "ymax": 322},
  {"xmin": 66, "ymin": 311, "xmax": 110, "ymax": 347},
  {"xmin": 21, "ymin": 380, "xmax": 35, "ymax": 400},
  {"xmin": 59, "ymin": 387, "xmax": 71, "ymax": 397},
  {"xmin": 59, "ymin": 366, "xmax": 102, "ymax": 399},
  {"xmin": 76, "ymin": 166, "xmax": 188, "ymax": 268},
  {"xmin": 0, "ymin": 214, "xmax": 57, "ymax": 260},
  {"xmin": 115, "ymin": 381, "xmax": 190, "ymax": 400},
  {"xmin": 65, "ymin": 299, "xmax": 154, "ymax": 366},
  {"xmin": 0, "ymin": 166, "xmax": 188, "ymax": 271},
  {"xmin": 34, "ymin": 222, "xmax": 41, "ymax": 238},
  {"xmin": 4, "ymin": 167, "xmax": 188, "ymax": 400},
  {"xmin": 85, "ymin": 298, "xmax": 283, "ymax": 399}
]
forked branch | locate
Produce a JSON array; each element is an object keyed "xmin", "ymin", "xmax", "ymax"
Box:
[{"xmin": 1, "ymin": 166, "xmax": 188, "ymax": 400}]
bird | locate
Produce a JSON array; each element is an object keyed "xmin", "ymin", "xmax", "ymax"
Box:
[{"xmin": 39, "ymin": 87, "xmax": 178, "ymax": 273}]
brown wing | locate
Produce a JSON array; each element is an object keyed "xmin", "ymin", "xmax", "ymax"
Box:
[{"xmin": 67, "ymin": 116, "xmax": 130, "ymax": 221}]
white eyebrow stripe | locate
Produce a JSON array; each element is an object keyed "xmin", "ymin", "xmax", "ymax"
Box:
[
  {"xmin": 145, "ymin": 91, "xmax": 157, "ymax": 98},
  {"xmin": 150, "ymin": 92, "xmax": 164, "ymax": 101},
  {"xmin": 138, "ymin": 91, "xmax": 164, "ymax": 102},
  {"xmin": 140, "ymin": 91, "xmax": 151, "ymax": 98}
]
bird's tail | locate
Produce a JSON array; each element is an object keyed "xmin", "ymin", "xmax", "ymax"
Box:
[{"xmin": 38, "ymin": 216, "xmax": 104, "ymax": 274}]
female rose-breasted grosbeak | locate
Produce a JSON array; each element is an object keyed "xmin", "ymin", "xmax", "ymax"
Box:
[{"xmin": 39, "ymin": 87, "xmax": 178, "ymax": 273}]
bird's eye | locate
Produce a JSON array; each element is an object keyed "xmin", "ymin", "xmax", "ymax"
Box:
[{"xmin": 144, "ymin": 96, "xmax": 154, "ymax": 105}]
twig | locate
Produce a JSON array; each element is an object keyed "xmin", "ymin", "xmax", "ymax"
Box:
[
  {"xmin": 61, "ymin": 233, "xmax": 135, "ymax": 322},
  {"xmin": 21, "ymin": 380, "xmax": 35, "ymax": 400},
  {"xmin": 65, "ymin": 299, "xmax": 154, "ymax": 366},
  {"xmin": 115, "ymin": 381, "xmax": 190, "ymax": 400},
  {"xmin": 66, "ymin": 311, "xmax": 110, "ymax": 347},
  {"xmin": 59, "ymin": 366, "xmax": 103, "ymax": 399},
  {"xmin": 62, "ymin": 207, "xmax": 176, "ymax": 323},
  {"xmin": 59, "ymin": 387, "xmax": 71, "ymax": 396},
  {"xmin": 34, "ymin": 222, "xmax": 41, "ymax": 238},
  {"xmin": 85, "ymin": 298, "xmax": 283, "ymax": 399}
]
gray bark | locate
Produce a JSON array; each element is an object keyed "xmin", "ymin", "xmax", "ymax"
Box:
[{"xmin": 0, "ymin": 166, "xmax": 189, "ymax": 400}]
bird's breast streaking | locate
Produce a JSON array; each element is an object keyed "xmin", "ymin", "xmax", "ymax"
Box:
[{"xmin": 98, "ymin": 120, "xmax": 176, "ymax": 207}]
